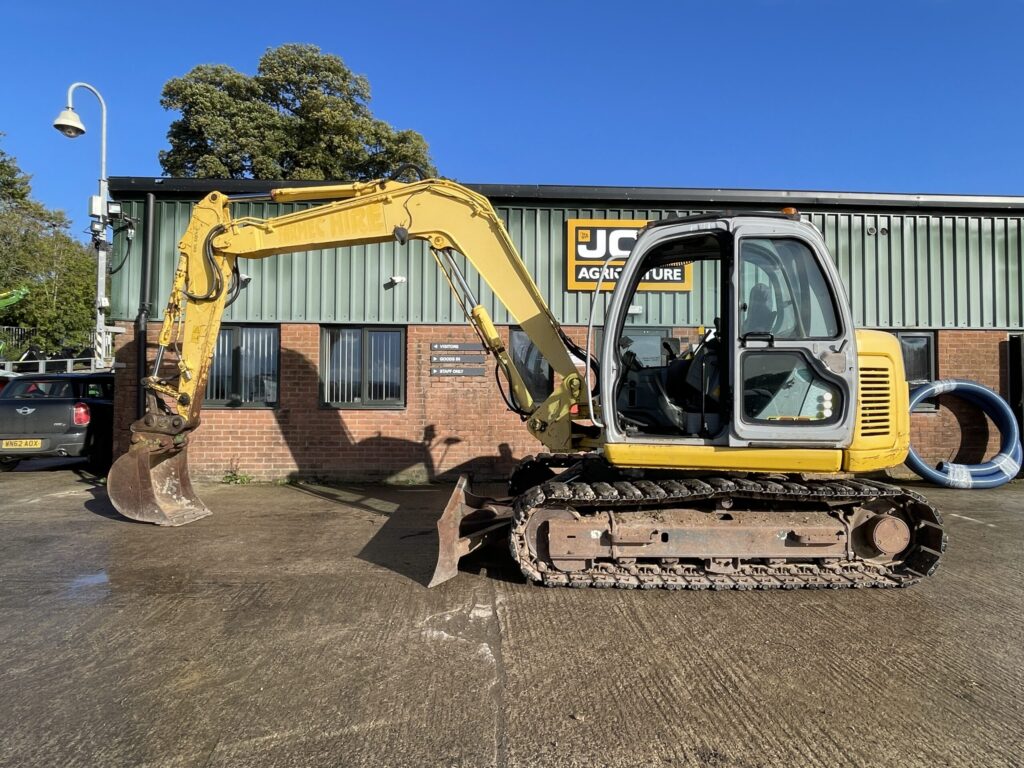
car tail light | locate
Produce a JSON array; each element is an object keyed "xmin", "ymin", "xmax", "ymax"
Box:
[{"xmin": 73, "ymin": 402, "xmax": 90, "ymax": 427}]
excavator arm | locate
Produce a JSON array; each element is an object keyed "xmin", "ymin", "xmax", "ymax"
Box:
[
  {"xmin": 0, "ymin": 287, "xmax": 29, "ymax": 311},
  {"xmin": 108, "ymin": 177, "xmax": 596, "ymax": 527}
]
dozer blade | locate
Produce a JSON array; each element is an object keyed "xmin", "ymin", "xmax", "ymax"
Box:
[
  {"xmin": 107, "ymin": 436, "xmax": 211, "ymax": 526},
  {"xmin": 428, "ymin": 475, "xmax": 513, "ymax": 588}
]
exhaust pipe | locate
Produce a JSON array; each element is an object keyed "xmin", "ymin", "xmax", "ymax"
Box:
[{"xmin": 428, "ymin": 475, "xmax": 513, "ymax": 587}]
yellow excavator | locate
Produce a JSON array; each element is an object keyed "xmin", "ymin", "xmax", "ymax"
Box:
[{"xmin": 108, "ymin": 171, "xmax": 945, "ymax": 590}]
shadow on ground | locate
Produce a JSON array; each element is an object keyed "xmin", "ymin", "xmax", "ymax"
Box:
[
  {"xmin": 83, "ymin": 486, "xmax": 141, "ymax": 522},
  {"xmin": 52, "ymin": 461, "xmax": 139, "ymax": 523},
  {"xmin": 288, "ymin": 481, "xmax": 521, "ymax": 587},
  {"xmin": 10, "ymin": 458, "xmax": 130, "ymax": 523}
]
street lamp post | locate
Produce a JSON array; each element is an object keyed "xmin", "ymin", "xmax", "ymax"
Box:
[{"xmin": 53, "ymin": 82, "xmax": 120, "ymax": 370}]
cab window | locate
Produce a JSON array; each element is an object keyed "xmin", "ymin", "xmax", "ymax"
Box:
[
  {"xmin": 739, "ymin": 239, "xmax": 839, "ymax": 340},
  {"xmin": 742, "ymin": 352, "xmax": 841, "ymax": 423}
]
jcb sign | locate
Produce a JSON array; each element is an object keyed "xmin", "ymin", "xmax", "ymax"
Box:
[{"xmin": 566, "ymin": 219, "xmax": 692, "ymax": 292}]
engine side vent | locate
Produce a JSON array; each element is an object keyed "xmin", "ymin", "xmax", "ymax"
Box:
[{"xmin": 859, "ymin": 367, "xmax": 892, "ymax": 437}]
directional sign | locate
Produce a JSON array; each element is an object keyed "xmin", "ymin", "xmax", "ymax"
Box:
[
  {"xmin": 430, "ymin": 367, "xmax": 485, "ymax": 377},
  {"xmin": 430, "ymin": 354, "xmax": 485, "ymax": 364},
  {"xmin": 430, "ymin": 342, "xmax": 483, "ymax": 352}
]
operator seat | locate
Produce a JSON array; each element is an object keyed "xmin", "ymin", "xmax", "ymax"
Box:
[{"xmin": 743, "ymin": 283, "xmax": 775, "ymax": 334}]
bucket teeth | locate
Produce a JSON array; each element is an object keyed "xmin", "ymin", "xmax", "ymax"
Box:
[{"xmin": 107, "ymin": 436, "xmax": 211, "ymax": 526}]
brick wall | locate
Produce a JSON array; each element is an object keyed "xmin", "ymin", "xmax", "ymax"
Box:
[
  {"xmin": 909, "ymin": 330, "xmax": 1009, "ymax": 465},
  {"xmin": 113, "ymin": 322, "xmax": 546, "ymax": 482},
  {"xmin": 112, "ymin": 323, "xmax": 1014, "ymax": 482}
]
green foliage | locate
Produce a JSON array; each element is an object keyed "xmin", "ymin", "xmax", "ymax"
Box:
[
  {"xmin": 159, "ymin": 44, "xmax": 436, "ymax": 181},
  {"xmin": 0, "ymin": 135, "xmax": 96, "ymax": 355},
  {"xmin": 0, "ymin": 136, "xmax": 31, "ymax": 207},
  {"xmin": 222, "ymin": 458, "xmax": 253, "ymax": 485}
]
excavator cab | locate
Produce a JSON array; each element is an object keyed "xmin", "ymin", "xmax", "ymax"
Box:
[{"xmin": 599, "ymin": 214, "xmax": 859, "ymax": 471}]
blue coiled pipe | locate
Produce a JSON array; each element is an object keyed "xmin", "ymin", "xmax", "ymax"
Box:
[{"xmin": 905, "ymin": 379, "xmax": 1022, "ymax": 489}]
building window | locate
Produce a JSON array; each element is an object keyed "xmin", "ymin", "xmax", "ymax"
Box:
[
  {"xmin": 510, "ymin": 327, "xmax": 553, "ymax": 404},
  {"xmin": 322, "ymin": 326, "xmax": 405, "ymax": 408},
  {"xmin": 205, "ymin": 325, "xmax": 279, "ymax": 408},
  {"xmin": 892, "ymin": 331, "xmax": 937, "ymax": 412}
]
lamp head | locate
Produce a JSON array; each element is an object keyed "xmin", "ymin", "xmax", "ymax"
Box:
[{"xmin": 53, "ymin": 108, "xmax": 85, "ymax": 138}]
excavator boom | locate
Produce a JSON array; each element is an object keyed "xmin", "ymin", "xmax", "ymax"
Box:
[{"xmin": 108, "ymin": 177, "xmax": 594, "ymax": 529}]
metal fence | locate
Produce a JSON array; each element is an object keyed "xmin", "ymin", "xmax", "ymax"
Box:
[
  {"xmin": 0, "ymin": 325, "xmax": 111, "ymax": 373},
  {"xmin": 0, "ymin": 357, "xmax": 101, "ymax": 374},
  {"xmin": 0, "ymin": 326, "xmax": 32, "ymax": 348}
]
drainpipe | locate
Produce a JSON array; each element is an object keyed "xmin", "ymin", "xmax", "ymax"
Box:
[{"xmin": 135, "ymin": 193, "xmax": 155, "ymax": 419}]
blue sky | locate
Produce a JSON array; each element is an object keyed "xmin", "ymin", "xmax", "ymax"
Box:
[{"xmin": 3, "ymin": 0, "xmax": 1024, "ymax": 236}]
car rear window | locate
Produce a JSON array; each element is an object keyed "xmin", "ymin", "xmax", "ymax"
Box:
[{"xmin": 1, "ymin": 380, "xmax": 75, "ymax": 399}]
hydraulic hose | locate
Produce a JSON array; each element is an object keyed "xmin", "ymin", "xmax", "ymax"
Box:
[{"xmin": 905, "ymin": 379, "xmax": 1022, "ymax": 489}]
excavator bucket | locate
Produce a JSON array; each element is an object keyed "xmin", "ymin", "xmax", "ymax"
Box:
[
  {"xmin": 428, "ymin": 475, "xmax": 513, "ymax": 588},
  {"xmin": 107, "ymin": 436, "xmax": 211, "ymax": 526}
]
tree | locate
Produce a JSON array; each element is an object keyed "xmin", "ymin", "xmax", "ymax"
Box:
[
  {"xmin": 159, "ymin": 44, "xmax": 436, "ymax": 181},
  {"xmin": 0, "ymin": 135, "xmax": 96, "ymax": 355},
  {"xmin": 0, "ymin": 137, "xmax": 31, "ymax": 206}
]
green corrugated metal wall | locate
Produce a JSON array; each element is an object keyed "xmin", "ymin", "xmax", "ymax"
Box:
[{"xmin": 109, "ymin": 198, "xmax": 1024, "ymax": 330}]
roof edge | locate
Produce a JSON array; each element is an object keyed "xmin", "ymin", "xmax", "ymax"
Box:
[{"xmin": 108, "ymin": 176, "xmax": 1024, "ymax": 211}]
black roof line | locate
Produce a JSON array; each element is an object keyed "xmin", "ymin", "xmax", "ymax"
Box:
[
  {"xmin": 644, "ymin": 210, "xmax": 799, "ymax": 230},
  {"xmin": 107, "ymin": 176, "xmax": 1024, "ymax": 212}
]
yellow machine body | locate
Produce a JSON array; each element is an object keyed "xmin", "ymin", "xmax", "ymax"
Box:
[{"xmin": 604, "ymin": 329, "xmax": 910, "ymax": 475}]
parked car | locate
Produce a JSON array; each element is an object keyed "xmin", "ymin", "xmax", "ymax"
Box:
[{"xmin": 0, "ymin": 372, "xmax": 114, "ymax": 472}]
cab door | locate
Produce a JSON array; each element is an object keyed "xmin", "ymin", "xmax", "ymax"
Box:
[{"xmin": 730, "ymin": 221, "xmax": 857, "ymax": 447}]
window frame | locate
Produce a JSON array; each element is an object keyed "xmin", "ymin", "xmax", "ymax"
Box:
[
  {"xmin": 203, "ymin": 324, "xmax": 281, "ymax": 410},
  {"xmin": 320, "ymin": 325, "xmax": 407, "ymax": 410},
  {"xmin": 892, "ymin": 330, "xmax": 938, "ymax": 413}
]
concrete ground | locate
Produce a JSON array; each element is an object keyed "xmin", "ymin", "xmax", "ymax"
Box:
[{"xmin": 0, "ymin": 459, "xmax": 1022, "ymax": 768}]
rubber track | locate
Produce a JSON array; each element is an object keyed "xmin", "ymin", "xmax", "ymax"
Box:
[{"xmin": 509, "ymin": 471, "xmax": 946, "ymax": 590}]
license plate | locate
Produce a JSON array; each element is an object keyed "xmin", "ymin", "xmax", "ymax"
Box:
[{"xmin": 1, "ymin": 439, "xmax": 42, "ymax": 449}]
